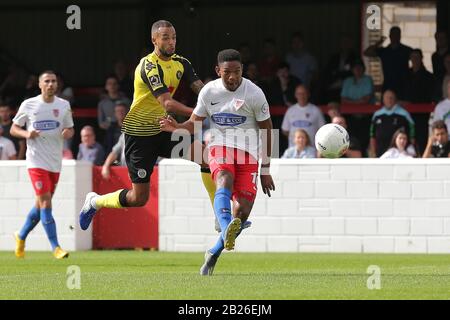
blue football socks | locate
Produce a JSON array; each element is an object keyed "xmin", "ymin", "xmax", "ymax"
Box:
[
  {"xmin": 18, "ymin": 207, "xmax": 40, "ymax": 240},
  {"xmin": 214, "ymin": 188, "xmax": 233, "ymax": 237},
  {"xmin": 40, "ymin": 208, "xmax": 60, "ymax": 250}
]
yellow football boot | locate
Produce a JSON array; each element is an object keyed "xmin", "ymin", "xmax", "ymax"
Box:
[
  {"xmin": 53, "ymin": 246, "xmax": 69, "ymax": 259},
  {"xmin": 14, "ymin": 231, "xmax": 25, "ymax": 258}
]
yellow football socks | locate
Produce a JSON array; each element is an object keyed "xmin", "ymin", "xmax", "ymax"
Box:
[
  {"xmin": 95, "ymin": 189, "xmax": 124, "ymax": 209},
  {"xmin": 201, "ymin": 169, "xmax": 216, "ymax": 206}
]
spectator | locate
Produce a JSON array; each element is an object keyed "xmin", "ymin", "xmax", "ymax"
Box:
[
  {"xmin": 431, "ymin": 81, "xmax": 450, "ymax": 131},
  {"xmin": 432, "ymin": 31, "xmax": 449, "ymax": 83},
  {"xmin": 238, "ymin": 42, "xmax": 253, "ymax": 76},
  {"xmin": 380, "ymin": 128, "xmax": 416, "ymax": 159},
  {"xmin": 245, "ymin": 62, "xmax": 262, "ymax": 87},
  {"xmin": 326, "ymin": 102, "xmax": 341, "ymax": 120},
  {"xmin": 369, "ymin": 90, "xmax": 415, "ymax": 157},
  {"xmin": 0, "ymin": 103, "xmax": 25, "ymax": 159},
  {"xmin": 0, "ymin": 124, "xmax": 17, "ymax": 160},
  {"xmin": 331, "ymin": 115, "xmax": 362, "ymax": 158},
  {"xmin": 113, "ymin": 60, "xmax": 134, "ymax": 99},
  {"xmin": 56, "ymin": 73, "xmax": 74, "ymax": 104},
  {"xmin": 402, "ymin": 49, "xmax": 434, "ymax": 103},
  {"xmin": 364, "ymin": 26, "xmax": 412, "ymax": 97},
  {"xmin": 63, "ymin": 139, "xmax": 74, "ymax": 160},
  {"xmin": 0, "ymin": 64, "xmax": 28, "ymax": 107},
  {"xmin": 285, "ymin": 32, "xmax": 318, "ymax": 88},
  {"xmin": 98, "ymin": 75, "xmax": 130, "ymax": 149},
  {"xmin": 77, "ymin": 126, "xmax": 106, "ymax": 165},
  {"xmin": 423, "ymin": 120, "xmax": 450, "ymax": 158},
  {"xmin": 281, "ymin": 128, "xmax": 316, "ymax": 159},
  {"xmin": 282, "ymin": 84, "xmax": 325, "ymax": 148},
  {"xmin": 266, "ymin": 62, "xmax": 301, "ymax": 107},
  {"xmin": 340, "ymin": 58, "xmax": 375, "ymax": 104},
  {"xmin": 440, "ymin": 53, "xmax": 450, "ymax": 99},
  {"xmin": 257, "ymin": 38, "xmax": 281, "ymax": 82},
  {"xmin": 101, "ymin": 133, "xmax": 126, "ymax": 180},
  {"xmin": 22, "ymin": 74, "xmax": 40, "ymax": 100},
  {"xmin": 321, "ymin": 35, "xmax": 358, "ymax": 102},
  {"xmin": 104, "ymin": 100, "xmax": 129, "ymax": 153}
]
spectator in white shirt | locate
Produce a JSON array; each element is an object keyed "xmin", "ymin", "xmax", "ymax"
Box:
[
  {"xmin": 0, "ymin": 124, "xmax": 17, "ymax": 160},
  {"xmin": 380, "ymin": 128, "xmax": 416, "ymax": 159},
  {"xmin": 282, "ymin": 84, "xmax": 325, "ymax": 148}
]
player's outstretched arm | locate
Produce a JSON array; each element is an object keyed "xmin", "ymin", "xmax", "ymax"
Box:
[
  {"xmin": 159, "ymin": 113, "xmax": 205, "ymax": 134},
  {"xmin": 157, "ymin": 93, "xmax": 194, "ymax": 117}
]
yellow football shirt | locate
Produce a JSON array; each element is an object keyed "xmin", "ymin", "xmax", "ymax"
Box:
[{"xmin": 122, "ymin": 51, "xmax": 199, "ymax": 136}]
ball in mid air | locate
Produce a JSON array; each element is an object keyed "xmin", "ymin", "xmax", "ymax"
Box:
[{"xmin": 315, "ymin": 123, "xmax": 350, "ymax": 158}]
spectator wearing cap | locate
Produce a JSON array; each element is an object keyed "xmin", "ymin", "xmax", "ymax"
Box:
[
  {"xmin": 340, "ymin": 58, "xmax": 375, "ymax": 104},
  {"xmin": 77, "ymin": 126, "xmax": 106, "ymax": 165},
  {"xmin": 402, "ymin": 49, "xmax": 435, "ymax": 103},
  {"xmin": 0, "ymin": 124, "xmax": 17, "ymax": 160}
]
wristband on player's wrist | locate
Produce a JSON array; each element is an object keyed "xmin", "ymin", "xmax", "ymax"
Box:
[{"xmin": 260, "ymin": 165, "xmax": 271, "ymax": 175}]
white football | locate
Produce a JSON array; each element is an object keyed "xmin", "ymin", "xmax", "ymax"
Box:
[{"xmin": 315, "ymin": 123, "xmax": 350, "ymax": 158}]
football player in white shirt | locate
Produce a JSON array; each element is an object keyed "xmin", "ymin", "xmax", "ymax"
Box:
[
  {"xmin": 10, "ymin": 71, "xmax": 74, "ymax": 259},
  {"xmin": 160, "ymin": 49, "xmax": 275, "ymax": 275}
]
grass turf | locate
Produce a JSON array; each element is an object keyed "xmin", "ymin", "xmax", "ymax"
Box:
[{"xmin": 0, "ymin": 251, "xmax": 449, "ymax": 300}]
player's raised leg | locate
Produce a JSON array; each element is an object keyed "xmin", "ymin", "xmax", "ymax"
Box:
[{"xmin": 80, "ymin": 183, "xmax": 149, "ymax": 230}]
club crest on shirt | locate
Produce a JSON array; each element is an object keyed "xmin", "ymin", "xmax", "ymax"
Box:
[
  {"xmin": 234, "ymin": 99, "xmax": 245, "ymax": 110},
  {"xmin": 35, "ymin": 181, "xmax": 43, "ymax": 190},
  {"xmin": 149, "ymin": 75, "xmax": 162, "ymax": 89},
  {"xmin": 53, "ymin": 109, "xmax": 59, "ymax": 117},
  {"xmin": 305, "ymin": 113, "xmax": 310, "ymax": 118}
]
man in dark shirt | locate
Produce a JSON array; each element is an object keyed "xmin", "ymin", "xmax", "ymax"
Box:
[
  {"xmin": 403, "ymin": 49, "xmax": 435, "ymax": 103},
  {"xmin": 423, "ymin": 120, "xmax": 450, "ymax": 158},
  {"xmin": 369, "ymin": 90, "xmax": 415, "ymax": 157},
  {"xmin": 364, "ymin": 26, "xmax": 412, "ymax": 98}
]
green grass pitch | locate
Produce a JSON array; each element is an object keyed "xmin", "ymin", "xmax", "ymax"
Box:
[{"xmin": 0, "ymin": 251, "xmax": 449, "ymax": 300}]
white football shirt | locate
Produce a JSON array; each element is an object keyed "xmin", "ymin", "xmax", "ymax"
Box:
[
  {"xmin": 13, "ymin": 95, "xmax": 74, "ymax": 172},
  {"xmin": 281, "ymin": 103, "xmax": 325, "ymax": 147},
  {"xmin": 193, "ymin": 78, "xmax": 270, "ymax": 160}
]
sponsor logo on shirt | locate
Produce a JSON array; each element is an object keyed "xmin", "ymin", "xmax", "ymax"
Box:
[
  {"xmin": 292, "ymin": 120, "xmax": 312, "ymax": 128},
  {"xmin": 211, "ymin": 113, "xmax": 247, "ymax": 126},
  {"xmin": 33, "ymin": 120, "xmax": 60, "ymax": 131}
]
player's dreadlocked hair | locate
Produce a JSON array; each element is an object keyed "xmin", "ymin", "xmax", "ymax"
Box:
[
  {"xmin": 217, "ymin": 49, "xmax": 241, "ymax": 64},
  {"xmin": 151, "ymin": 20, "xmax": 173, "ymax": 36}
]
